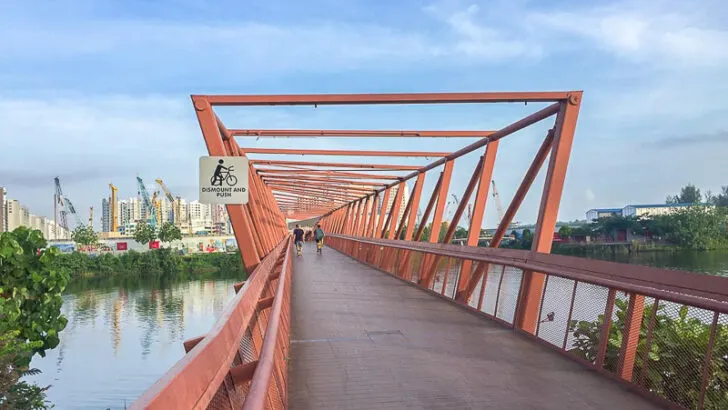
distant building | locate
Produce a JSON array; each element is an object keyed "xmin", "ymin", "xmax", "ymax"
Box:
[
  {"xmin": 586, "ymin": 208, "xmax": 623, "ymax": 221},
  {"xmin": 622, "ymin": 203, "xmax": 712, "ymax": 218},
  {"xmin": 587, "ymin": 203, "xmax": 712, "ymax": 221},
  {"xmin": 0, "ymin": 187, "xmax": 6, "ymax": 233},
  {"xmin": 101, "ymin": 198, "xmax": 111, "ymax": 232}
]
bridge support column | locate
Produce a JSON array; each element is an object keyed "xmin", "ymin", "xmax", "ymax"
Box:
[
  {"xmin": 516, "ymin": 93, "xmax": 582, "ymax": 334},
  {"xmin": 192, "ymin": 96, "xmax": 261, "ymax": 271}
]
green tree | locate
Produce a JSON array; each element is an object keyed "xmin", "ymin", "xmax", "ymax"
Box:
[
  {"xmin": 558, "ymin": 225, "xmax": 572, "ymax": 239},
  {"xmin": 158, "ymin": 222, "xmax": 182, "ymax": 243},
  {"xmin": 714, "ymin": 186, "xmax": 728, "ymax": 207},
  {"xmin": 453, "ymin": 226, "xmax": 469, "ymax": 240},
  {"xmin": 71, "ymin": 224, "xmax": 97, "ymax": 246},
  {"xmin": 0, "ymin": 227, "xmax": 69, "ymax": 409},
  {"xmin": 134, "ymin": 222, "xmax": 157, "ymax": 245},
  {"xmin": 667, "ymin": 184, "xmax": 702, "ymax": 204},
  {"xmin": 663, "ymin": 206, "xmax": 727, "ymax": 250}
]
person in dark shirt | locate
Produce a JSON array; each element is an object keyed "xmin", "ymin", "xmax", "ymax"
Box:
[{"xmin": 293, "ymin": 224, "xmax": 305, "ymax": 256}]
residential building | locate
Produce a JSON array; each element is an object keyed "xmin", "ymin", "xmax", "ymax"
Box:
[
  {"xmin": 188, "ymin": 200, "xmax": 213, "ymax": 234},
  {"xmin": 102, "ymin": 198, "xmax": 111, "ymax": 232},
  {"xmin": 0, "ymin": 187, "xmax": 6, "ymax": 233},
  {"xmin": 380, "ymin": 184, "xmax": 410, "ymax": 228}
]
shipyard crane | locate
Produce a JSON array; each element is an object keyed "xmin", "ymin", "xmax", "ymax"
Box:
[
  {"xmin": 491, "ymin": 180, "xmax": 505, "ymax": 222},
  {"xmin": 136, "ymin": 176, "xmax": 157, "ymax": 229},
  {"xmin": 155, "ymin": 179, "xmax": 177, "ymax": 224},
  {"xmin": 54, "ymin": 177, "xmax": 81, "ymax": 229}
]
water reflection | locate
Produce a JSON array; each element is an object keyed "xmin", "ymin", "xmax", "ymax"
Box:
[{"xmin": 26, "ymin": 277, "xmax": 239, "ymax": 409}]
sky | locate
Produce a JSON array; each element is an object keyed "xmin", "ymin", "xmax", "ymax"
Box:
[{"xmin": 1, "ymin": 0, "xmax": 727, "ymax": 228}]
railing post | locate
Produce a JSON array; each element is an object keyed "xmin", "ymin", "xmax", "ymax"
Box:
[{"xmin": 616, "ymin": 294, "xmax": 645, "ymax": 381}]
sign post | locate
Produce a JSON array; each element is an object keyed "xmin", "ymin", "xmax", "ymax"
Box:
[{"xmin": 199, "ymin": 156, "xmax": 249, "ymax": 204}]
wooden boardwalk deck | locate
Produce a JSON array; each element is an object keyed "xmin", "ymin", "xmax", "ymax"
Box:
[{"xmin": 287, "ymin": 244, "xmax": 660, "ymax": 410}]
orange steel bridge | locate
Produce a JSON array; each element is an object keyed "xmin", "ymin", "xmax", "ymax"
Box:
[{"xmin": 130, "ymin": 92, "xmax": 728, "ymax": 409}]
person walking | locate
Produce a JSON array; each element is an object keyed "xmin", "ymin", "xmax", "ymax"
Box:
[
  {"xmin": 314, "ymin": 224, "xmax": 325, "ymax": 254},
  {"xmin": 293, "ymin": 224, "xmax": 305, "ymax": 256}
]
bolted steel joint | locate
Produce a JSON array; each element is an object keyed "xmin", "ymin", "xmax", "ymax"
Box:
[{"xmin": 567, "ymin": 94, "xmax": 580, "ymax": 106}]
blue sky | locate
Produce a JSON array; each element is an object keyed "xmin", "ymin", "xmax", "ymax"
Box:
[{"xmin": 1, "ymin": 0, "xmax": 727, "ymax": 227}]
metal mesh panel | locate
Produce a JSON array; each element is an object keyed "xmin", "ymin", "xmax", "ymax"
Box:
[
  {"xmin": 564, "ymin": 281, "xmax": 609, "ymax": 364},
  {"xmin": 535, "ymin": 275, "xmax": 576, "ymax": 348},
  {"xmin": 206, "ymin": 375, "xmax": 234, "ymax": 410},
  {"xmin": 704, "ymin": 313, "xmax": 728, "ymax": 410},
  {"xmin": 443, "ymin": 259, "xmax": 462, "ymax": 300},
  {"xmin": 408, "ymin": 251, "xmax": 424, "ymax": 284},
  {"xmin": 479, "ymin": 264, "xmax": 502, "ymax": 316},
  {"xmin": 644, "ymin": 301, "xmax": 718, "ymax": 409},
  {"xmin": 466, "ymin": 261, "xmax": 483, "ymax": 309},
  {"xmin": 494, "ymin": 266, "xmax": 522, "ymax": 325}
]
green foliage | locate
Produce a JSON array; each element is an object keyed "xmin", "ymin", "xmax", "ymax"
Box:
[
  {"xmin": 158, "ymin": 222, "xmax": 182, "ymax": 243},
  {"xmin": 568, "ymin": 298, "xmax": 728, "ymax": 409},
  {"xmin": 558, "ymin": 225, "xmax": 572, "ymax": 239},
  {"xmin": 453, "ymin": 226, "xmax": 468, "ymax": 240},
  {"xmin": 53, "ymin": 249, "xmax": 247, "ymax": 283},
  {"xmin": 133, "ymin": 222, "xmax": 157, "ymax": 245},
  {"xmin": 0, "ymin": 227, "xmax": 69, "ymax": 361},
  {"xmin": 666, "ymin": 183, "xmax": 702, "ymax": 204},
  {"xmin": 71, "ymin": 224, "xmax": 97, "ymax": 246},
  {"xmin": 0, "ymin": 227, "xmax": 68, "ymax": 409},
  {"xmin": 590, "ymin": 215, "xmax": 642, "ymax": 237},
  {"xmin": 711, "ymin": 186, "xmax": 728, "ymax": 207},
  {"xmin": 660, "ymin": 206, "xmax": 728, "ymax": 250}
]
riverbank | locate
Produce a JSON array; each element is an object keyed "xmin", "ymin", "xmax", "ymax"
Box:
[
  {"xmin": 552, "ymin": 241, "xmax": 685, "ymax": 257},
  {"xmin": 52, "ymin": 249, "xmax": 247, "ymax": 284}
]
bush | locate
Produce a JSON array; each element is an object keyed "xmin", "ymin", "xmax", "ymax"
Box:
[{"xmin": 568, "ymin": 298, "xmax": 728, "ymax": 408}]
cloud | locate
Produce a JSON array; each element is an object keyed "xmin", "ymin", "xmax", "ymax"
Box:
[
  {"xmin": 647, "ymin": 130, "xmax": 728, "ymax": 148},
  {"xmin": 0, "ymin": 7, "xmax": 545, "ymax": 80},
  {"xmin": 528, "ymin": 1, "xmax": 728, "ymax": 68}
]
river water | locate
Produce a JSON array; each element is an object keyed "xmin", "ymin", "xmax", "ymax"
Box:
[
  {"xmin": 26, "ymin": 277, "xmax": 240, "ymax": 409},
  {"xmin": 25, "ymin": 251, "xmax": 728, "ymax": 409}
]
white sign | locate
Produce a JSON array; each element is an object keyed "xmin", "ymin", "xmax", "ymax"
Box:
[{"xmin": 199, "ymin": 156, "xmax": 249, "ymax": 204}]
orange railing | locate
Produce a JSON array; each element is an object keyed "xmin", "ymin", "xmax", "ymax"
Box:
[
  {"xmin": 327, "ymin": 234, "xmax": 728, "ymax": 410},
  {"xmin": 130, "ymin": 237, "xmax": 292, "ymax": 410}
]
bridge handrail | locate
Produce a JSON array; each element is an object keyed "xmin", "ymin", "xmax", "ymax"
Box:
[
  {"xmin": 329, "ymin": 234, "xmax": 728, "ymax": 312},
  {"xmin": 327, "ymin": 234, "xmax": 728, "ymax": 410},
  {"xmin": 130, "ymin": 238, "xmax": 292, "ymax": 410}
]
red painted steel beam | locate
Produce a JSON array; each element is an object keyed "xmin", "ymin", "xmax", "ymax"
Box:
[
  {"xmin": 251, "ymin": 160, "xmax": 421, "ymax": 170},
  {"xmin": 262, "ymin": 176, "xmax": 387, "ymax": 187},
  {"xmin": 257, "ymin": 169, "xmax": 404, "ymax": 180},
  {"xmin": 243, "ymin": 148, "xmax": 452, "ymax": 157},
  {"xmin": 230, "ymin": 129, "xmax": 495, "ymax": 137},
  {"xmin": 323, "ymin": 102, "xmax": 561, "ymax": 215},
  {"xmin": 200, "ymin": 91, "xmax": 575, "ymax": 106},
  {"xmin": 517, "ymin": 95, "xmax": 582, "ymax": 335}
]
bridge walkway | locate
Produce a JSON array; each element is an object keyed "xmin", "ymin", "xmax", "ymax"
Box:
[{"xmin": 287, "ymin": 244, "xmax": 660, "ymax": 410}]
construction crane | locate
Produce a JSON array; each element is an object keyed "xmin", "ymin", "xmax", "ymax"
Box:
[
  {"xmin": 54, "ymin": 177, "xmax": 81, "ymax": 230},
  {"xmin": 136, "ymin": 176, "xmax": 157, "ymax": 229},
  {"xmin": 155, "ymin": 179, "xmax": 176, "ymax": 224},
  {"xmin": 491, "ymin": 180, "xmax": 505, "ymax": 222},
  {"xmin": 109, "ymin": 183, "xmax": 118, "ymax": 232}
]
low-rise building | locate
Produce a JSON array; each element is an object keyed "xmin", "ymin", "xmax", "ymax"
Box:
[{"xmin": 586, "ymin": 208, "xmax": 623, "ymax": 221}]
